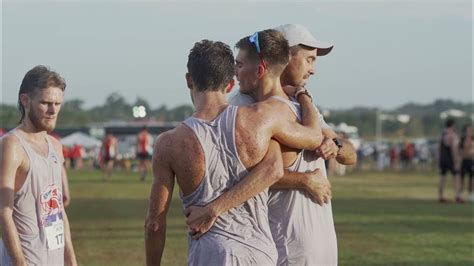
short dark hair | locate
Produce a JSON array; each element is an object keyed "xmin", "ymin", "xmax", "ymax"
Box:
[
  {"xmin": 235, "ymin": 29, "xmax": 289, "ymax": 74},
  {"xmin": 187, "ymin": 40, "xmax": 234, "ymax": 92},
  {"xmin": 18, "ymin": 65, "xmax": 66, "ymax": 123},
  {"xmin": 445, "ymin": 119, "xmax": 455, "ymax": 128}
]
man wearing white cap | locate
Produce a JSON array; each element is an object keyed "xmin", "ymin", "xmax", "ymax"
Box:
[{"xmin": 264, "ymin": 23, "xmax": 357, "ymax": 265}]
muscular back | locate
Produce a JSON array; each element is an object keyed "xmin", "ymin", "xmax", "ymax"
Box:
[
  {"xmin": 163, "ymin": 104, "xmax": 280, "ymax": 197},
  {"xmin": 159, "ymin": 125, "xmax": 206, "ymax": 197}
]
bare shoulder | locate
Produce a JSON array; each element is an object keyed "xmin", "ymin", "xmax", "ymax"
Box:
[
  {"xmin": 0, "ymin": 133, "xmax": 23, "ymax": 156},
  {"xmin": 0, "ymin": 133, "xmax": 26, "ymax": 170},
  {"xmin": 265, "ymin": 98, "xmax": 294, "ymax": 114},
  {"xmin": 241, "ymin": 98, "xmax": 296, "ymax": 121},
  {"xmin": 153, "ymin": 125, "xmax": 194, "ymax": 159}
]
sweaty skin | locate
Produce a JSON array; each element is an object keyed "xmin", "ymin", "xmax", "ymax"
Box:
[{"xmin": 145, "ymin": 75, "xmax": 321, "ymax": 265}]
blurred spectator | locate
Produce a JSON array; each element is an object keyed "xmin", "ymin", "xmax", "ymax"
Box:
[
  {"xmin": 417, "ymin": 143, "xmax": 431, "ymax": 170},
  {"xmin": 136, "ymin": 126, "xmax": 153, "ymax": 181},
  {"xmin": 400, "ymin": 141, "xmax": 415, "ymax": 171},
  {"xmin": 63, "ymin": 145, "xmax": 72, "ymax": 169},
  {"xmin": 71, "ymin": 143, "xmax": 85, "ymax": 170},
  {"xmin": 389, "ymin": 145, "xmax": 399, "ymax": 170},
  {"xmin": 458, "ymin": 124, "xmax": 473, "ymax": 202},
  {"xmin": 438, "ymin": 119, "xmax": 462, "ymax": 203},
  {"xmin": 101, "ymin": 131, "xmax": 118, "ymax": 181}
]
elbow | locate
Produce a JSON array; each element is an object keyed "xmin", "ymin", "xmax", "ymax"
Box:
[
  {"xmin": 349, "ymin": 153, "xmax": 358, "ymax": 165},
  {"xmin": 346, "ymin": 154, "xmax": 358, "ymax": 165},
  {"xmin": 0, "ymin": 209, "xmax": 12, "ymax": 226},
  {"xmin": 336, "ymin": 152, "xmax": 357, "ymax": 166},
  {"xmin": 273, "ymin": 167, "xmax": 284, "ymax": 182},
  {"xmin": 144, "ymin": 218, "xmax": 164, "ymax": 239},
  {"xmin": 269, "ymin": 159, "xmax": 284, "ymax": 183}
]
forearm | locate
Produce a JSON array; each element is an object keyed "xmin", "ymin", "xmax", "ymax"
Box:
[
  {"xmin": 0, "ymin": 214, "xmax": 26, "ymax": 265},
  {"xmin": 145, "ymin": 145, "xmax": 174, "ymax": 266},
  {"xmin": 336, "ymin": 139, "xmax": 357, "ymax": 165},
  {"xmin": 145, "ymin": 226, "xmax": 166, "ymax": 266},
  {"xmin": 275, "ymin": 96, "xmax": 323, "ymax": 150},
  {"xmin": 62, "ymin": 212, "xmax": 77, "ymax": 266},
  {"xmin": 209, "ymin": 160, "xmax": 282, "ymax": 216},
  {"xmin": 208, "ymin": 141, "xmax": 283, "ymax": 216},
  {"xmin": 270, "ymin": 169, "xmax": 307, "ymax": 190},
  {"xmin": 298, "ymin": 94, "xmax": 323, "ymax": 146}
]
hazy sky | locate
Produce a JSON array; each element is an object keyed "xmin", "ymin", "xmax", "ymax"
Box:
[{"xmin": 1, "ymin": 0, "xmax": 472, "ymax": 110}]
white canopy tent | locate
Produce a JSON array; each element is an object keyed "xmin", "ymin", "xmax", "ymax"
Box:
[{"xmin": 61, "ymin": 132, "xmax": 101, "ymax": 149}]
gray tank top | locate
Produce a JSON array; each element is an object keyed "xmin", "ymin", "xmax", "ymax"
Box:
[
  {"xmin": 182, "ymin": 105, "xmax": 277, "ymax": 266},
  {"xmin": 267, "ymin": 97, "xmax": 338, "ymax": 266},
  {"xmin": 0, "ymin": 130, "xmax": 65, "ymax": 266}
]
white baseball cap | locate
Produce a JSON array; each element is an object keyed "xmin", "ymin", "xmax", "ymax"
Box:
[{"xmin": 274, "ymin": 24, "xmax": 334, "ymax": 56}]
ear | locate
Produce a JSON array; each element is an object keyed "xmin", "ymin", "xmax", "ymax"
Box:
[
  {"xmin": 185, "ymin": 73, "xmax": 193, "ymax": 90},
  {"xmin": 225, "ymin": 79, "xmax": 235, "ymax": 93},
  {"xmin": 19, "ymin": 93, "xmax": 30, "ymax": 108},
  {"xmin": 256, "ymin": 64, "xmax": 266, "ymax": 79}
]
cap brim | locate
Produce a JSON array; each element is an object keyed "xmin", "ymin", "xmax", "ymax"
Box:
[
  {"xmin": 317, "ymin": 46, "xmax": 333, "ymax": 56},
  {"xmin": 300, "ymin": 40, "xmax": 334, "ymax": 56}
]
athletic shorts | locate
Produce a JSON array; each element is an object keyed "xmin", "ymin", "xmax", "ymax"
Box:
[
  {"xmin": 460, "ymin": 159, "xmax": 473, "ymax": 179},
  {"xmin": 439, "ymin": 162, "xmax": 457, "ymax": 176},
  {"xmin": 137, "ymin": 152, "xmax": 152, "ymax": 160},
  {"xmin": 104, "ymin": 155, "xmax": 115, "ymax": 162}
]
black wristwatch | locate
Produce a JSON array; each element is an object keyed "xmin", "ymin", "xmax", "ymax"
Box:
[{"xmin": 333, "ymin": 138, "xmax": 343, "ymax": 150}]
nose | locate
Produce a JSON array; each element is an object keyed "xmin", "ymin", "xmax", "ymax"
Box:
[
  {"xmin": 47, "ymin": 103, "xmax": 56, "ymax": 114},
  {"xmin": 309, "ymin": 65, "xmax": 315, "ymax": 76}
]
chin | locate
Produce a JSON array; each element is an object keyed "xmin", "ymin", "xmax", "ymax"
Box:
[{"xmin": 42, "ymin": 122, "xmax": 57, "ymax": 133}]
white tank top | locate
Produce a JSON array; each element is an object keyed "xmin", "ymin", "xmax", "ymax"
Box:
[
  {"xmin": 1, "ymin": 129, "xmax": 65, "ymax": 266},
  {"xmin": 182, "ymin": 105, "xmax": 277, "ymax": 265}
]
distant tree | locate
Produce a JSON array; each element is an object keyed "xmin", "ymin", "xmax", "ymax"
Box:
[
  {"xmin": 3, "ymin": 94, "xmax": 469, "ymax": 139},
  {"xmin": 167, "ymin": 105, "xmax": 194, "ymax": 121},
  {"xmin": 149, "ymin": 105, "xmax": 168, "ymax": 122},
  {"xmin": 57, "ymin": 99, "xmax": 89, "ymax": 127},
  {"xmin": 133, "ymin": 97, "xmax": 151, "ymax": 112},
  {"xmin": 89, "ymin": 92, "xmax": 133, "ymax": 121},
  {"xmin": 0, "ymin": 104, "xmax": 19, "ymax": 128}
]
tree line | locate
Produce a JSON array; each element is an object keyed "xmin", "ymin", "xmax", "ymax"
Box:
[{"xmin": 1, "ymin": 93, "xmax": 471, "ymax": 139}]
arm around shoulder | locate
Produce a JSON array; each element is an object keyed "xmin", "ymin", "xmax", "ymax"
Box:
[
  {"xmin": 184, "ymin": 140, "xmax": 283, "ymax": 238},
  {"xmin": 265, "ymin": 97, "xmax": 323, "ymax": 150}
]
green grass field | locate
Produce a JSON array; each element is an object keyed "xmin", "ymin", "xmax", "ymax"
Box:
[{"xmin": 31, "ymin": 170, "xmax": 474, "ymax": 265}]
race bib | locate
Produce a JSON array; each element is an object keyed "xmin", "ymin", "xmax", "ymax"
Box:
[{"xmin": 45, "ymin": 219, "xmax": 65, "ymax": 250}]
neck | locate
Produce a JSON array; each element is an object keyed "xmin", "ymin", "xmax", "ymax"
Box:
[
  {"xmin": 192, "ymin": 90, "xmax": 229, "ymax": 120},
  {"xmin": 17, "ymin": 121, "xmax": 48, "ymax": 141},
  {"xmin": 280, "ymin": 71, "xmax": 291, "ymax": 87},
  {"xmin": 255, "ymin": 75, "xmax": 288, "ymax": 102}
]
